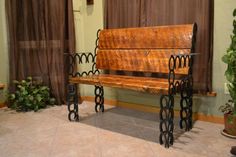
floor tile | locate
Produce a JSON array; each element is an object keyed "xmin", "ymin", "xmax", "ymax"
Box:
[{"xmin": 0, "ymin": 102, "xmax": 235, "ymax": 157}]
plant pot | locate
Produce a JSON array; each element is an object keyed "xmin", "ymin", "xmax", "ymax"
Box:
[{"xmin": 224, "ymin": 113, "xmax": 236, "ymax": 136}]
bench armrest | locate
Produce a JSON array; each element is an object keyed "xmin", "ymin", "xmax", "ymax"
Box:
[
  {"xmin": 64, "ymin": 52, "xmax": 100, "ymax": 77},
  {"xmin": 169, "ymin": 53, "xmax": 199, "ymax": 70},
  {"xmin": 168, "ymin": 53, "xmax": 199, "ymax": 94}
]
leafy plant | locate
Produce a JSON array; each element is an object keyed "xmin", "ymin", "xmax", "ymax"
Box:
[
  {"xmin": 219, "ymin": 99, "xmax": 234, "ymax": 114},
  {"xmin": 8, "ymin": 77, "xmax": 55, "ymax": 112},
  {"xmin": 221, "ymin": 8, "xmax": 236, "ymax": 115}
]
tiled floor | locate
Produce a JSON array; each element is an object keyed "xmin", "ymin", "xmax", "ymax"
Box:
[{"xmin": 0, "ymin": 101, "xmax": 235, "ymax": 157}]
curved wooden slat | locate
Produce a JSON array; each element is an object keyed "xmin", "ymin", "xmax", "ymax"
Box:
[
  {"xmin": 96, "ymin": 49, "xmax": 190, "ymax": 74},
  {"xmin": 98, "ymin": 24, "xmax": 194, "ymax": 49}
]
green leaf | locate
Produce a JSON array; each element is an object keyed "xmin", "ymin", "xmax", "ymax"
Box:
[
  {"xmin": 225, "ymin": 69, "xmax": 234, "ymax": 82},
  {"xmin": 27, "ymin": 76, "xmax": 32, "ymax": 81},
  {"xmin": 17, "ymin": 85, "xmax": 22, "ymax": 89},
  {"xmin": 28, "ymin": 95, "xmax": 34, "ymax": 101},
  {"xmin": 40, "ymin": 86, "xmax": 49, "ymax": 91},
  {"xmin": 9, "ymin": 94, "xmax": 16, "ymax": 100},
  {"xmin": 13, "ymin": 80, "xmax": 19, "ymax": 84},
  {"xmin": 26, "ymin": 103, "xmax": 32, "ymax": 107},
  {"xmin": 222, "ymin": 54, "xmax": 230, "ymax": 63},
  {"xmin": 228, "ymin": 84, "xmax": 236, "ymax": 101},
  {"xmin": 33, "ymin": 89, "xmax": 39, "ymax": 94},
  {"xmin": 233, "ymin": 8, "xmax": 236, "ymax": 17},
  {"xmin": 36, "ymin": 94, "xmax": 43, "ymax": 102},
  {"xmin": 34, "ymin": 105, "xmax": 39, "ymax": 112},
  {"xmin": 22, "ymin": 90, "xmax": 28, "ymax": 95}
]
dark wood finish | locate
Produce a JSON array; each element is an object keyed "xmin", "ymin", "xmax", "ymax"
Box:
[
  {"xmin": 70, "ymin": 74, "xmax": 171, "ymax": 94},
  {"xmin": 96, "ymin": 49, "xmax": 190, "ymax": 74},
  {"xmin": 98, "ymin": 24, "xmax": 194, "ymax": 49}
]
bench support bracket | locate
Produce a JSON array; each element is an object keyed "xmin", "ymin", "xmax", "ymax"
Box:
[
  {"xmin": 179, "ymin": 77, "xmax": 193, "ymax": 131},
  {"xmin": 67, "ymin": 84, "xmax": 79, "ymax": 121},
  {"xmin": 95, "ymin": 85, "xmax": 104, "ymax": 112},
  {"xmin": 159, "ymin": 95, "xmax": 174, "ymax": 148}
]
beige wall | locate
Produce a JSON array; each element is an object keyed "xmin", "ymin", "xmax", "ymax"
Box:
[
  {"xmin": 0, "ymin": 0, "xmax": 235, "ymax": 116},
  {"xmin": 73, "ymin": 0, "xmax": 117, "ymax": 100},
  {"xmin": 0, "ymin": 0, "xmax": 9, "ymax": 103}
]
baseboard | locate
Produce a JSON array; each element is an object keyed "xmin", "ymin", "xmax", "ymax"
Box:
[
  {"xmin": 193, "ymin": 113, "xmax": 224, "ymax": 124},
  {"xmin": 82, "ymin": 96, "xmax": 224, "ymax": 124},
  {"xmin": 0, "ymin": 102, "xmax": 6, "ymax": 108}
]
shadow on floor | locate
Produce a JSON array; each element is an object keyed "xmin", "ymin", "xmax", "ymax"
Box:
[{"xmin": 78, "ymin": 105, "xmax": 199, "ymax": 144}]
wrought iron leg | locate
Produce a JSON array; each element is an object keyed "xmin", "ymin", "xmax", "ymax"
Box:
[
  {"xmin": 188, "ymin": 97, "xmax": 193, "ymax": 129},
  {"xmin": 187, "ymin": 76, "xmax": 193, "ymax": 130},
  {"xmin": 67, "ymin": 84, "xmax": 79, "ymax": 121},
  {"xmin": 179, "ymin": 79, "xmax": 193, "ymax": 131},
  {"xmin": 159, "ymin": 95, "xmax": 174, "ymax": 148},
  {"xmin": 94, "ymin": 85, "xmax": 104, "ymax": 112}
]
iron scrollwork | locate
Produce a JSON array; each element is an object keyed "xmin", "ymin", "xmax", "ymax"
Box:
[
  {"xmin": 159, "ymin": 55, "xmax": 175, "ymax": 148},
  {"xmin": 160, "ymin": 24, "xmax": 197, "ymax": 147},
  {"xmin": 179, "ymin": 55, "xmax": 194, "ymax": 131},
  {"xmin": 159, "ymin": 53, "xmax": 195, "ymax": 147}
]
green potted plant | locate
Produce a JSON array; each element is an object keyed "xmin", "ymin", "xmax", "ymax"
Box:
[
  {"xmin": 8, "ymin": 77, "xmax": 55, "ymax": 112},
  {"xmin": 220, "ymin": 8, "xmax": 236, "ymax": 137}
]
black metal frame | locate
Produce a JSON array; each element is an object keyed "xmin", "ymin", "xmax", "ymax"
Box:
[
  {"xmin": 159, "ymin": 24, "xmax": 197, "ymax": 148},
  {"xmin": 66, "ymin": 30, "xmax": 103, "ymax": 121},
  {"xmin": 159, "ymin": 54, "xmax": 195, "ymax": 148}
]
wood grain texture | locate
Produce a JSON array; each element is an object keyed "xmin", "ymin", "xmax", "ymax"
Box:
[
  {"xmin": 71, "ymin": 25, "xmax": 195, "ymax": 95},
  {"xmin": 70, "ymin": 74, "xmax": 170, "ymax": 94},
  {"xmin": 96, "ymin": 49, "xmax": 190, "ymax": 74},
  {"xmin": 98, "ymin": 24, "xmax": 194, "ymax": 49}
]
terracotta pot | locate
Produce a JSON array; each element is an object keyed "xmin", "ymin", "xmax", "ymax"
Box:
[{"xmin": 224, "ymin": 113, "xmax": 236, "ymax": 136}]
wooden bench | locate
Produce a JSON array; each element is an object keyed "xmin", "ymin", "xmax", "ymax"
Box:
[{"xmin": 66, "ymin": 24, "xmax": 197, "ymax": 148}]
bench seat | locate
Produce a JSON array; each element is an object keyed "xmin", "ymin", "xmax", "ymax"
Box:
[{"xmin": 70, "ymin": 74, "xmax": 172, "ymax": 94}]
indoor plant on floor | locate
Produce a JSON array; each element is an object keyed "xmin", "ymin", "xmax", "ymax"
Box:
[
  {"xmin": 8, "ymin": 77, "xmax": 55, "ymax": 112},
  {"xmin": 220, "ymin": 8, "xmax": 236, "ymax": 137}
]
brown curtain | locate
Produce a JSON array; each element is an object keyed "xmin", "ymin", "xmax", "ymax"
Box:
[
  {"xmin": 104, "ymin": 0, "xmax": 214, "ymax": 93},
  {"xmin": 6, "ymin": 0, "xmax": 75, "ymax": 104}
]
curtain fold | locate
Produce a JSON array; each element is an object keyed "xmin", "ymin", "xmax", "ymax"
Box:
[
  {"xmin": 104, "ymin": 0, "xmax": 214, "ymax": 93},
  {"xmin": 6, "ymin": 0, "xmax": 76, "ymax": 104}
]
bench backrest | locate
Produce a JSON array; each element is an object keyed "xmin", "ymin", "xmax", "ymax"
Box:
[{"xmin": 96, "ymin": 24, "xmax": 196, "ymax": 74}]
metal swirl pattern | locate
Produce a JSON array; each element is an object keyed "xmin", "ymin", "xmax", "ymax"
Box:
[
  {"xmin": 179, "ymin": 78, "xmax": 192, "ymax": 131},
  {"xmin": 159, "ymin": 95, "xmax": 174, "ymax": 148},
  {"xmin": 66, "ymin": 30, "xmax": 104, "ymax": 121},
  {"xmin": 159, "ymin": 52, "xmax": 195, "ymax": 147},
  {"xmin": 159, "ymin": 55, "xmax": 175, "ymax": 148}
]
